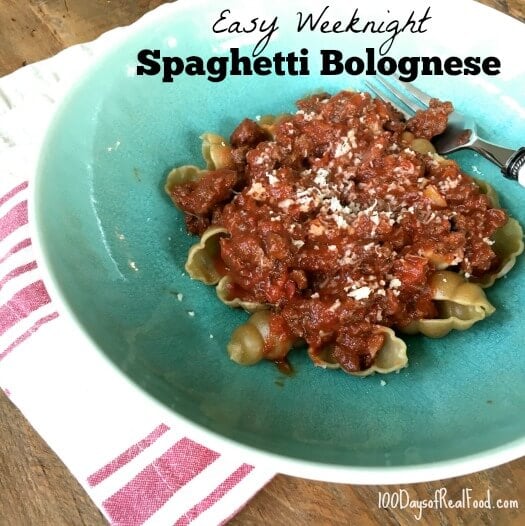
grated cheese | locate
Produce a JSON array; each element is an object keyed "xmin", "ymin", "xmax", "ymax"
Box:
[
  {"xmin": 328, "ymin": 299, "xmax": 341, "ymax": 312},
  {"xmin": 348, "ymin": 286, "xmax": 372, "ymax": 300},
  {"xmin": 248, "ymin": 182, "xmax": 267, "ymax": 200},
  {"xmin": 266, "ymin": 171, "xmax": 279, "ymax": 185},
  {"xmin": 314, "ymin": 168, "xmax": 330, "ymax": 187},
  {"xmin": 389, "ymin": 278, "xmax": 402, "ymax": 289},
  {"xmin": 334, "ymin": 136, "xmax": 352, "ymax": 158}
]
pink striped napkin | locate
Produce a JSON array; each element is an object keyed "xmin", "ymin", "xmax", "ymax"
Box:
[{"xmin": 0, "ymin": 7, "xmax": 274, "ymax": 526}]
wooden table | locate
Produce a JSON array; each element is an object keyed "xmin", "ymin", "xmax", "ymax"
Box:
[{"xmin": 0, "ymin": 1, "xmax": 523, "ymax": 525}]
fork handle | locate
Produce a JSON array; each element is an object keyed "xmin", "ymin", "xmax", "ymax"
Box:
[
  {"xmin": 505, "ymin": 147, "xmax": 525, "ymax": 186},
  {"xmin": 472, "ymin": 138, "xmax": 525, "ymax": 187}
]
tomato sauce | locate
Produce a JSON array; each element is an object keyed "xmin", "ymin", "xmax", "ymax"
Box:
[{"xmin": 169, "ymin": 90, "xmax": 507, "ymax": 372}]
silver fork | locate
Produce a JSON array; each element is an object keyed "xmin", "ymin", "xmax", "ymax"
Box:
[{"xmin": 365, "ymin": 77, "xmax": 525, "ymax": 187}]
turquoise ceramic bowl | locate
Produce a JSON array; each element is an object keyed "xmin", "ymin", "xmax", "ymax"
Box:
[{"xmin": 33, "ymin": 0, "xmax": 525, "ymax": 482}]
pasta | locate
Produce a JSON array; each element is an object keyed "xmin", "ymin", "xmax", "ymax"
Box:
[
  {"xmin": 401, "ymin": 271, "xmax": 495, "ymax": 338},
  {"xmin": 216, "ymin": 276, "xmax": 269, "ymax": 312},
  {"xmin": 201, "ymin": 133, "xmax": 235, "ymax": 170},
  {"xmin": 166, "ymin": 89, "xmax": 524, "ymax": 376},
  {"xmin": 307, "ymin": 326, "xmax": 408, "ymax": 377},
  {"xmin": 227, "ymin": 311, "xmax": 296, "ymax": 365},
  {"xmin": 184, "ymin": 225, "xmax": 228, "ymax": 285}
]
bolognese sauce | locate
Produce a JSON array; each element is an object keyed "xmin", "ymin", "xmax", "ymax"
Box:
[{"xmin": 168, "ymin": 90, "xmax": 508, "ymax": 373}]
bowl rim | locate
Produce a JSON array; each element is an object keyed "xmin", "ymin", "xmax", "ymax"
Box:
[{"xmin": 29, "ymin": 0, "xmax": 525, "ymax": 484}]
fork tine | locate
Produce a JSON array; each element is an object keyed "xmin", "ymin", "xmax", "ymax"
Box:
[
  {"xmin": 393, "ymin": 74, "xmax": 433, "ymax": 106},
  {"xmin": 364, "ymin": 80, "xmax": 412, "ymax": 120},
  {"xmin": 375, "ymin": 76, "xmax": 426, "ymax": 113}
]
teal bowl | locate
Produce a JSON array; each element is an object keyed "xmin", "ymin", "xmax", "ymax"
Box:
[{"xmin": 32, "ymin": 0, "xmax": 525, "ymax": 483}]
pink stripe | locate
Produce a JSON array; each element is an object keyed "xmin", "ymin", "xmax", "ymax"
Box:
[
  {"xmin": 0, "ymin": 311, "xmax": 59, "ymax": 362},
  {"xmin": 103, "ymin": 438, "xmax": 220, "ymax": 526},
  {"xmin": 174, "ymin": 464, "xmax": 254, "ymax": 526},
  {"xmin": 0, "ymin": 181, "xmax": 28, "ymax": 208},
  {"xmin": 0, "ymin": 200, "xmax": 28, "ymax": 242},
  {"xmin": 0, "ymin": 280, "xmax": 51, "ymax": 336},
  {"xmin": 0, "ymin": 261, "xmax": 37, "ymax": 288},
  {"xmin": 88, "ymin": 424, "xmax": 170, "ymax": 487},
  {"xmin": 0, "ymin": 238, "xmax": 32, "ymax": 265}
]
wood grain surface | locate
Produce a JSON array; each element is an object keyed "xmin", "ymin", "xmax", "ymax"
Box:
[{"xmin": 0, "ymin": 1, "xmax": 523, "ymax": 525}]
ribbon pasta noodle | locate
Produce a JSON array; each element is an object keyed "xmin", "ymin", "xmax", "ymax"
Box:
[{"xmin": 166, "ymin": 89, "xmax": 523, "ymax": 376}]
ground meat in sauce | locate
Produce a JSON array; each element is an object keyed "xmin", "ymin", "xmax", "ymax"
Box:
[
  {"xmin": 406, "ymin": 99, "xmax": 453, "ymax": 140},
  {"xmin": 230, "ymin": 118, "xmax": 270, "ymax": 148},
  {"xmin": 168, "ymin": 90, "xmax": 508, "ymax": 373},
  {"xmin": 170, "ymin": 169, "xmax": 238, "ymax": 234}
]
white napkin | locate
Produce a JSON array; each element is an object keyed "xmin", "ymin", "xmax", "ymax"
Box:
[{"xmin": 0, "ymin": 8, "xmax": 273, "ymax": 526}]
